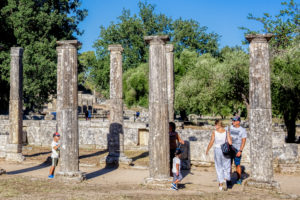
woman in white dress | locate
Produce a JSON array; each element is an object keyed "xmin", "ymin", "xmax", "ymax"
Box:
[{"xmin": 206, "ymin": 120, "xmax": 232, "ymax": 191}]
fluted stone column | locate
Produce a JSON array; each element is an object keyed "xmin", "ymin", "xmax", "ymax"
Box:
[
  {"xmin": 6, "ymin": 47, "xmax": 25, "ymax": 162},
  {"xmin": 166, "ymin": 44, "xmax": 175, "ymax": 122},
  {"xmin": 245, "ymin": 34, "xmax": 279, "ymax": 189},
  {"xmin": 56, "ymin": 40, "xmax": 85, "ymax": 181},
  {"xmin": 104, "ymin": 44, "xmax": 131, "ymax": 166},
  {"xmin": 144, "ymin": 35, "xmax": 170, "ymax": 181}
]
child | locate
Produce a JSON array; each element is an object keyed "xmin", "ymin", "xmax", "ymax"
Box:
[
  {"xmin": 171, "ymin": 149, "xmax": 183, "ymax": 191},
  {"xmin": 48, "ymin": 132, "xmax": 60, "ymax": 179},
  {"xmin": 169, "ymin": 122, "xmax": 184, "ymax": 176}
]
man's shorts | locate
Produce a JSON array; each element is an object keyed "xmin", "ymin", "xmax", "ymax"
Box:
[
  {"xmin": 173, "ymin": 172, "xmax": 183, "ymax": 182},
  {"xmin": 232, "ymin": 155, "xmax": 241, "ymax": 166},
  {"xmin": 52, "ymin": 157, "xmax": 58, "ymax": 167}
]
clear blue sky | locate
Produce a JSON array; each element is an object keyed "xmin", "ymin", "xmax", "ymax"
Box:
[{"xmin": 77, "ymin": 0, "xmax": 285, "ymax": 53}]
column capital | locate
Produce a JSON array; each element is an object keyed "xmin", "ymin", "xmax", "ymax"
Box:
[
  {"xmin": 10, "ymin": 47, "xmax": 23, "ymax": 57},
  {"xmin": 57, "ymin": 40, "xmax": 81, "ymax": 48},
  {"xmin": 165, "ymin": 44, "xmax": 174, "ymax": 52},
  {"xmin": 108, "ymin": 44, "xmax": 123, "ymax": 52},
  {"xmin": 144, "ymin": 35, "xmax": 169, "ymax": 45},
  {"xmin": 246, "ymin": 34, "xmax": 273, "ymax": 43}
]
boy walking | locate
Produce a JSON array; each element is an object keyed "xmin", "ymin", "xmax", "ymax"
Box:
[
  {"xmin": 48, "ymin": 132, "xmax": 60, "ymax": 179},
  {"xmin": 171, "ymin": 149, "xmax": 183, "ymax": 191}
]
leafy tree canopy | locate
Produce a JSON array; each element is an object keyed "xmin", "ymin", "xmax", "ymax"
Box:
[{"xmin": 0, "ymin": 0, "xmax": 87, "ymax": 113}]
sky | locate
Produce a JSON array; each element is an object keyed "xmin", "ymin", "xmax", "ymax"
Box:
[{"xmin": 76, "ymin": 0, "xmax": 285, "ymax": 53}]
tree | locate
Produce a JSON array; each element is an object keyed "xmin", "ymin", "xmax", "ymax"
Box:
[
  {"xmin": 271, "ymin": 43, "xmax": 300, "ymax": 142},
  {"xmin": 123, "ymin": 63, "xmax": 149, "ymax": 107},
  {"xmin": 0, "ymin": 0, "xmax": 87, "ymax": 113},
  {"xmin": 91, "ymin": 1, "xmax": 219, "ymax": 99},
  {"xmin": 240, "ymin": 0, "xmax": 299, "ymax": 50},
  {"xmin": 172, "ymin": 18, "xmax": 219, "ymax": 57}
]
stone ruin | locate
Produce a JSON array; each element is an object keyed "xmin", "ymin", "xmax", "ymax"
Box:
[{"xmin": 0, "ymin": 34, "xmax": 299, "ymax": 189}]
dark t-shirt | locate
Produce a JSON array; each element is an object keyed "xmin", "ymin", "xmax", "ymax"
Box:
[{"xmin": 169, "ymin": 132, "xmax": 178, "ymax": 150}]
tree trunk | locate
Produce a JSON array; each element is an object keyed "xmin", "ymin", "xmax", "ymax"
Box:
[{"xmin": 284, "ymin": 110, "xmax": 297, "ymax": 143}]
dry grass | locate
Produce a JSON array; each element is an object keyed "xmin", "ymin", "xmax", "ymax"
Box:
[{"xmin": 0, "ymin": 175, "xmax": 291, "ymax": 200}]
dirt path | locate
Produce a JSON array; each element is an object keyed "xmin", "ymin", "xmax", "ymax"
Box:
[
  {"xmin": 0, "ymin": 146, "xmax": 299, "ymax": 199},
  {"xmin": 1, "ymin": 160, "xmax": 300, "ymax": 200}
]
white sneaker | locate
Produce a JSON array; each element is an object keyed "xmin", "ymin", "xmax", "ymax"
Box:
[{"xmin": 219, "ymin": 186, "xmax": 223, "ymax": 191}]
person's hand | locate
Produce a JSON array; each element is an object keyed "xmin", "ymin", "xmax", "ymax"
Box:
[
  {"xmin": 176, "ymin": 172, "xmax": 179, "ymax": 176},
  {"xmin": 236, "ymin": 151, "xmax": 241, "ymax": 157},
  {"xmin": 205, "ymin": 150, "xmax": 209, "ymax": 155}
]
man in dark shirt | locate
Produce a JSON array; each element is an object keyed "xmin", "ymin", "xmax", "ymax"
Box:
[{"xmin": 169, "ymin": 122, "xmax": 184, "ymax": 176}]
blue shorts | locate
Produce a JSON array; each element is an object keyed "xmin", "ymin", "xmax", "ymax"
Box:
[
  {"xmin": 232, "ymin": 155, "xmax": 241, "ymax": 166},
  {"xmin": 173, "ymin": 172, "xmax": 183, "ymax": 182}
]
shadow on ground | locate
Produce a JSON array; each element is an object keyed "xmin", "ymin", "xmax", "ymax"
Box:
[
  {"xmin": 7, "ymin": 158, "xmax": 50, "ymax": 175},
  {"xmin": 85, "ymin": 167, "xmax": 116, "ymax": 180},
  {"xmin": 131, "ymin": 151, "xmax": 149, "ymax": 162},
  {"xmin": 79, "ymin": 150, "xmax": 108, "ymax": 159},
  {"xmin": 24, "ymin": 151, "xmax": 51, "ymax": 158}
]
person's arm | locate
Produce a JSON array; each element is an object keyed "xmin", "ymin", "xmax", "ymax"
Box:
[
  {"xmin": 236, "ymin": 138, "xmax": 246, "ymax": 157},
  {"xmin": 176, "ymin": 163, "xmax": 179, "ymax": 176},
  {"xmin": 176, "ymin": 133, "xmax": 185, "ymax": 145},
  {"xmin": 206, "ymin": 131, "xmax": 215, "ymax": 155},
  {"xmin": 227, "ymin": 131, "xmax": 232, "ymax": 145},
  {"xmin": 53, "ymin": 144, "xmax": 60, "ymax": 150}
]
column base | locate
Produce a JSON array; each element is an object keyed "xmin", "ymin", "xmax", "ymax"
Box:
[
  {"xmin": 144, "ymin": 176, "xmax": 172, "ymax": 186},
  {"xmin": 0, "ymin": 168, "xmax": 6, "ymax": 175},
  {"xmin": 56, "ymin": 171, "xmax": 86, "ymax": 182},
  {"xmin": 244, "ymin": 178, "xmax": 280, "ymax": 190},
  {"xmin": 100, "ymin": 154, "xmax": 132, "ymax": 167},
  {"xmin": 5, "ymin": 153, "xmax": 25, "ymax": 162}
]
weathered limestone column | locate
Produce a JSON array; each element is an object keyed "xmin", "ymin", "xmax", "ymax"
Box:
[
  {"xmin": 165, "ymin": 44, "xmax": 175, "ymax": 122},
  {"xmin": 245, "ymin": 34, "xmax": 279, "ymax": 189},
  {"xmin": 6, "ymin": 47, "xmax": 25, "ymax": 162},
  {"xmin": 103, "ymin": 44, "xmax": 131, "ymax": 166},
  {"xmin": 56, "ymin": 40, "xmax": 85, "ymax": 181},
  {"xmin": 144, "ymin": 35, "xmax": 170, "ymax": 182}
]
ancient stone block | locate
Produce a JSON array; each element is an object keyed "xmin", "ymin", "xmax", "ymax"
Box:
[
  {"xmin": 246, "ymin": 34, "xmax": 278, "ymax": 189},
  {"xmin": 144, "ymin": 35, "xmax": 170, "ymax": 181},
  {"xmin": 166, "ymin": 44, "xmax": 174, "ymax": 122},
  {"xmin": 6, "ymin": 47, "xmax": 25, "ymax": 162},
  {"xmin": 56, "ymin": 40, "xmax": 85, "ymax": 181}
]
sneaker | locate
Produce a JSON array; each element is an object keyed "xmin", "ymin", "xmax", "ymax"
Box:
[
  {"xmin": 219, "ymin": 186, "xmax": 223, "ymax": 191},
  {"xmin": 171, "ymin": 183, "xmax": 178, "ymax": 189},
  {"xmin": 48, "ymin": 175, "xmax": 54, "ymax": 179},
  {"xmin": 171, "ymin": 185, "xmax": 178, "ymax": 191},
  {"xmin": 236, "ymin": 179, "xmax": 242, "ymax": 185}
]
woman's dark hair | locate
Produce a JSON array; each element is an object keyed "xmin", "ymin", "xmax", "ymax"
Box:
[
  {"xmin": 169, "ymin": 122, "xmax": 176, "ymax": 132},
  {"xmin": 215, "ymin": 119, "xmax": 225, "ymax": 127}
]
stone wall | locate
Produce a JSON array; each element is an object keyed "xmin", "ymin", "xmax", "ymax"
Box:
[
  {"xmin": 0, "ymin": 120, "xmax": 147, "ymax": 154},
  {"xmin": 0, "ymin": 120, "xmax": 299, "ymax": 172}
]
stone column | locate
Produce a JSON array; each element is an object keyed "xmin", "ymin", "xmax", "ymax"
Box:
[
  {"xmin": 165, "ymin": 44, "xmax": 175, "ymax": 122},
  {"xmin": 144, "ymin": 35, "xmax": 170, "ymax": 181},
  {"xmin": 245, "ymin": 34, "xmax": 279, "ymax": 189},
  {"xmin": 6, "ymin": 47, "xmax": 25, "ymax": 162},
  {"xmin": 103, "ymin": 44, "xmax": 131, "ymax": 166},
  {"xmin": 56, "ymin": 40, "xmax": 85, "ymax": 181}
]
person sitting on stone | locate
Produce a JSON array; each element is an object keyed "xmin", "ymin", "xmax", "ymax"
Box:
[
  {"xmin": 48, "ymin": 132, "xmax": 60, "ymax": 179},
  {"xmin": 169, "ymin": 122, "xmax": 184, "ymax": 176}
]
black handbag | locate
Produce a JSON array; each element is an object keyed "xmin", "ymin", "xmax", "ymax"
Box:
[{"xmin": 221, "ymin": 129, "xmax": 236, "ymax": 158}]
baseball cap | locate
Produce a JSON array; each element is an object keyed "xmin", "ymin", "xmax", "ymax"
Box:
[
  {"xmin": 232, "ymin": 116, "xmax": 241, "ymax": 122},
  {"xmin": 53, "ymin": 132, "xmax": 60, "ymax": 137}
]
